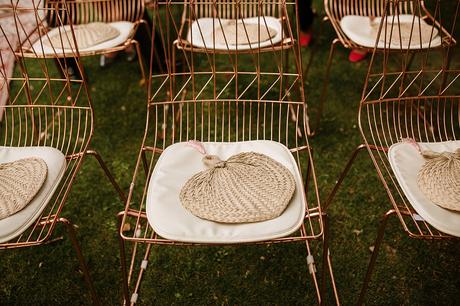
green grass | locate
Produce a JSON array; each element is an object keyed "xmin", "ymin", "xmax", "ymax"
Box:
[{"xmin": 1, "ymin": 2, "xmax": 460, "ymax": 305}]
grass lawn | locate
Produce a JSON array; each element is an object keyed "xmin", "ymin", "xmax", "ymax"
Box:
[{"xmin": 1, "ymin": 0, "xmax": 459, "ymax": 304}]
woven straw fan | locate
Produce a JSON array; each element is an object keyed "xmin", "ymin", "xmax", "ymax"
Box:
[
  {"xmin": 0, "ymin": 157, "xmax": 48, "ymax": 220},
  {"xmin": 180, "ymin": 141, "xmax": 295, "ymax": 223}
]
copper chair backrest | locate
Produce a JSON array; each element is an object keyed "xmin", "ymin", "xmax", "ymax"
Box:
[
  {"xmin": 0, "ymin": 2, "xmax": 94, "ymax": 247},
  {"xmin": 356, "ymin": 0, "xmax": 460, "ymax": 237},
  {"xmin": 45, "ymin": 0, "xmax": 144, "ymax": 26},
  {"xmin": 324, "ymin": 0, "xmax": 416, "ymax": 20},
  {"xmin": 120, "ymin": 0, "xmax": 321, "ymax": 243},
  {"xmin": 186, "ymin": 0, "xmax": 283, "ymax": 20}
]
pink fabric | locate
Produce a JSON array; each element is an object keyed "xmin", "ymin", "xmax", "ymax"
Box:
[
  {"xmin": 0, "ymin": 1, "xmax": 38, "ymax": 120},
  {"xmin": 401, "ymin": 138, "xmax": 422, "ymax": 154},
  {"xmin": 186, "ymin": 140, "xmax": 207, "ymax": 155}
]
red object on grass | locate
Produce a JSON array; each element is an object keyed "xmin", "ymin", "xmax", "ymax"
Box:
[
  {"xmin": 299, "ymin": 31, "xmax": 312, "ymax": 47},
  {"xmin": 348, "ymin": 49, "xmax": 367, "ymax": 62}
]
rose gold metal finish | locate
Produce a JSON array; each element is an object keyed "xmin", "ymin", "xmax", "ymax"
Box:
[
  {"xmin": 314, "ymin": 0, "xmax": 457, "ymax": 135},
  {"xmin": 0, "ymin": 2, "xmax": 126, "ymax": 304},
  {"xmin": 118, "ymin": 0, "xmax": 338, "ymax": 304},
  {"xmin": 356, "ymin": 209, "xmax": 396, "ymax": 305},
  {"xmin": 60, "ymin": 217, "xmax": 101, "ymax": 305},
  {"xmin": 325, "ymin": 2, "xmax": 459, "ymax": 304}
]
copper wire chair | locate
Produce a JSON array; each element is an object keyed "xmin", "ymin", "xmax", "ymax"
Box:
[
  {"xmin": 324, "ymin": 2, "xmax": 459, "ymax": 303},
  {"xmin": 0, "ymin": 2, "xmax": 125, "ymax": 304},
  {"xmin": 16, "ymin": 0, "xmax": 149, "ymax": 84},
  {"xmin": 173, "ymin": 0, "xmax": 295, "ymax": 54},
  {"xmin": 313, "ymin": 0, "xmax": 457, "ymax": 134},
  {"xmin": 117, "ymin": 0, "xmax": 338, "ymax": 304},
  {"xmin": 169, "ymin": 0, "xmax": 309, "ymax": 131}
]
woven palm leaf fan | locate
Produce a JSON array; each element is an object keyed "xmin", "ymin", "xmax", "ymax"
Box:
[
  {"xmin": 0, "ymin": 157, "xmax": 48, "ymax": 220},
  {"xmin": 211, "ymin": 20, "xmax": 277, "ymax": 45},
  {"xmin": 417, "ymin": 148, "xmax": 460, "ymax": 211},
  {"xmin": 180, "ymin": 141, "xmax": 295, "ymax": 223},
  {"xmin": 44, "ymin": 22, "xmax": 120, "ymax": 49},
  {"xmin": 371, "ymin": 17, "xmax": 438, "ymax": 46}
]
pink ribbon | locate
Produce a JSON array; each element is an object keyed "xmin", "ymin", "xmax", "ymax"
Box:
[
  {"xmin": 187, "ymin": 140, "xmax": 207, "ymax": 155},
  {"xmin": 401, "ymin": 138, "xmax": 422, "ymax": 154}
]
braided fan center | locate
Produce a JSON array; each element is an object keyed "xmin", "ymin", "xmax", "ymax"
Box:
[{"xmin": 180, "ymin": 152, "xmax": 295, "ymax": 223}]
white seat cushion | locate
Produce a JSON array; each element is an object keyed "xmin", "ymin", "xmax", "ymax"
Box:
[
  {"xmin": 146, "ymin": 141, "xmax": 306, "ymax": 243},
  {"xmin": 185, "ymin": 17, "xmax": 283, "ymax": 51},
  {"xmin": 388, "ymin": 140, "xmax": 460, "ymax": 237},
  {"xmin": 30, "ymin": 21, "xmax": 134, "ymax": 55},
  {"xmin": 340, "ymin": 14, "xmax": 441, "ymax": 49},
  {"xmin": 0, "ymin": 146, "xmax": 66, "ymax": 243}
]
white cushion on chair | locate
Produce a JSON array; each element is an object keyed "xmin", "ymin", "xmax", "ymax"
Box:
[
  {"xmin": 146, "ymin": 141, "xmax": 306, "ymax": 244},
  {"xmin": 30, "ymin": 21, "xmax": 134, "ymax": 55},
  {"xmin": 388, "ymin": 141, "xmax": 460, "ymax": 237},
  {"xmin": 340, "ymin": 14, "xmax": 441, "ymax": 49},
  {"xmin": 0, "ymin": 147, "xmax": 66, "ymax": 243},
  {"xmin": 185, "ymin": 17, "xmax": 283, "ymax": 51}
]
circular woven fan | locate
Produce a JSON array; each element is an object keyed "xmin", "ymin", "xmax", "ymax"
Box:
[
  {"xmin": 45, "ymin": 22, "xmax": 120, "ymax": 49},
  {"xmin": 417, "ymin": 149, "xmax": 460, "ymax": 211},
  {"xmin": 212, "ymin": 21, "xmax": 277, "ymax": 45},
  {"xmin": 371, "ymin": 19, "xmax": 438, "ymax": 46},
  {"xmin": 0, "ymin": 157, "xmax": 48, "ymax": 220},
  {"xmin": 180, "ymin": 152, "xmax": 295, "ymax": 223}
]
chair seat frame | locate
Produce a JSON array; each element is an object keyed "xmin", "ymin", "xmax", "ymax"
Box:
[
  {"xmin": 14, "ymin": 0, "xmax": 150, "ymax": 84},
  {"xmin": 324, "ymin": 1, "xmax": 460, "ymax": 301},
  {"xmin": 312, "ymin": 0, "xmax": 458, "ymax": 135},
  {"xmin": 0, "ymin": 3, "xmax": 126, "ymax": 304},
  {"xmin": 117, "ymin": 1, "xmax": 339, "ymax": 304}
]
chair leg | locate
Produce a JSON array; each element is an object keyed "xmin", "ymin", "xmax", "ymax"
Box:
[
  {"xmin": 131, "ymin": 40, "xmax": 147, "ymax": 87},
  {"xmin": 118, "ymin": 213, "xmax": 130, "ymax": 305},
  {"xmin": 320, "ymin": 213, "xmax": 330, "ymax": 306},
  {"xmin": 139, "ymin": 19, "xmax": 153, "ymax": 48},
  {"xmin": 303, "ymin": 15, "xmax": 328, "ymax": 80},
  {"xmin": 323, "ymin": 144, "xmax": 367, "ymax": 211},
  {"xmin": 319, "ymin": 212, "xmax": 341, "ymax": 305},
  {"xmin": 129, "ymin": 244, "xmax": 154, "ymax": 305},
  {"xmin": 357, "ymin": 209, "xmax": 396, "ymax": 306},
  {"xmin": 59, "ymin": 217, "xmax": 101, "ymax": 306},
  {"xmin": 326, "ymin": 242, "xmax": 340, "ymax": 305},
  {"xmin": 300, "ymin": 224, "xmax": 321, "ymax": 304},
  {"xmin": 86, "ymin": 150, "xmax": 126, "ymax": 203},
  {"xmin": 312, "ymin": 38, "xmax": 339, "ymax": 136}
]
